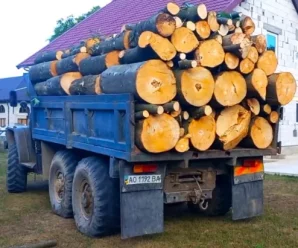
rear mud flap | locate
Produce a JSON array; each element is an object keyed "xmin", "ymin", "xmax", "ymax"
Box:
[
  {"xmin": 119, "ymin": 161, "xmax": 165, "ymax": 239},
  {"xmin": 232, "ymin": 173, "xmax": 264, "ymax": 220}
]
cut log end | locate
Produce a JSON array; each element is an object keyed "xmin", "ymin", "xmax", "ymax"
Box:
[
  {"xmin": 239, "ymin": 58, "xmax": 255, "ymax": 74},
  {"xmin": 246, "ymin": 98, "xmax": 260, "ymax": 115},
  {"xmin": 60, "ymin": 72, "xmax": 83, "ymax": 95},
  {"xmin": 136, "ymin": 113, "xmax": 180, "ymax": 153},
  {"xmin": 174, "ymin": 17, "xmax": 183, "ymax": 28},
  {"xmin": 267, "ymin": 72, "xmax": 297, "ymax": 105},
  {"xmin": 216, "ymin": 105, "xmax": 251, "ymax": 151},
  {"xmin": 257, "ymin": 50, "xmax": 278, "ymax": 76},
  {"xmin": 214, "ymin": 71, "xmax": 247, "ymax": 106},
  {"xmin": 74, "ymin": 53, "xmax": 90, "ymax": 66},
  {"xmin": 268, "ymin": 111, "xmax": 279, "ymax": 124},
  {"xmin": 262, "ymin": 104, "xmax": 272, "ymax": 115},
  {"xmin": 241, "ymin": 16, "xmax": 255, "ymax": 35},
  {"xmin": 246, "ymin": 117, "xmax": 273, "ymax": 149},
  {"xmin": 251, "ymin": 34, "xmax": 267, "ymax": 54},
  {"xmin": 195, "ymin": 39, "xmax": 225, "ymax": 68},
  {"xmin": 166, "ymin": 2, "xmax": 180, "ymax": 15},
  {"xmin": 189, "ymin": 116, "xmax": 216, "ymax": 151},
  {"xmin": 247, "ymin": 46, "xmax": 259, "ymax": 63},
  {"xmin": 135, "ymin": 110, "xmax": 150, "ymax": 120},
  {"xmin": 56, "ymin": 51, "xmax": 64, "ymax": 60},
  {"xmin": 225, "ymin": 52, "xmax": 239, "ymax": 70},
  {"xmin": 139, "ymin": 31, "xmax": 177, "ymax": 61},
  {"xmin": 195, "ymin": 21, "xmax": 211, "ymax": 40},
  {"xmin": 218, "ymin": 24, "xmax": 229, "ymax": 36},
  {"xmin": 207, "ymin": 11, "xmax": 220, "ymax": 32},
  {"xmin": 246, "ymin": 68, "xmax": 268, "ymax": 100},
  {"xmin": 136, "ymin": 60, "xmax": 177, "ymax": 105},
  {"xmin": 184, "ymin": 21, "xmax": 196, "ymax": 31},
  {"xmin": 171, "ymin": 27, "xmax": 199, "ymax": 53},
  {"xmin": 175, "ymin": 67, "xmax": 215, "ymax": 107},
  {"xmin": 175, "ymin": 135, "xmax": 191, "ymax": 153},
  {"xmin": 105, "ymin": 51, "xmax": 120, "ymax": 68},
  {"xmin": 197, "ymin": 3, "xmax": 208, "ymax": 20},
  {"xmin": 156, "ymin": 13, "xmax": 177, "ymax": 37}
]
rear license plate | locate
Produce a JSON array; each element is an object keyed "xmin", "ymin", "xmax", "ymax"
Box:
[{"xmin": 124, "ymin": 175, "xmax": 162, "ymax": 185}]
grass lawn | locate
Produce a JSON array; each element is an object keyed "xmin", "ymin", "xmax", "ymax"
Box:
[{"xmin": 1, "ymin": 151, "xmax": 298, "ymax": 248}]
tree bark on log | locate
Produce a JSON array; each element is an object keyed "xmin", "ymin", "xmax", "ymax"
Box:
[
  {"xmin": 195, "ymin": 21, "xmax": 211, "ymax": 40},
  {"xmin": 216, "ymin": 105, "xmax": 251, "ymax": 150},
  {"xmin": 34, "ymin": 72, "xmax": 82, "ymax": 96},
  {"xmin": 100, "ymin": 60, "xmax": 176, "ymax": 104},
  {"xmin": 29, "ymin": 61, "xmax": 58, "ymax": 84},
  {"xmin": 61, "ymin": 45, "xmax": 87, "ymax": 58},
  {"xmin": 178, "ymin": 60, "xmax": 197, "ymax": 69},
  {"xmin": 135, "ymin": 113, "xmax": 180, "ymax": 153},
  {"xmin": 135, "ymin": 104, "xmax": 164, "ymax": 115},
  {"xmin": 194, "ymin": 39, "xmax": 225, "ymax": 68},
  {"xmin": 129, "ymin": 13, "xmax": 176, "ymax": 48},
  {"xmin": 188, "ymin": 116, "xmax": 216, "ymax": 151},
  {"xmin": 139, "ymin": 31, "xmax": 177, "ymax": 61},
  {"xmin": 119, "ymin": 46, "xmax": 158, "ymax": 64},
  {"xmin": 69, "ymin": 75, "xmax": 101, "ymax": 95},
  {"xmin": 174, "ymin": 67, "xmax": 215, "ymax": 107},
  {"xmin": 34, "ymin": 51, "xmax": 63, "ymax": 64},
  {"xmin": 245, "ymin": 68, "xmax": 268, "ymax": 100},
  {"xmin": 251, "ymin": 34, "xmax": 267, "ymax": 54},
  {"xmin": 239, "ymin": 58, "xmax": 255, "ymax": 74},
  {"xmin": 79, "ymin": 51, "xmax": 120, "ymax": 76},
  {"xmin": 163, "ymin": 101, "xmax": 180, "ymax": 113},
  {"xmin": 241, "ymin": 117, "xmax": 273, "ymax": 149},
  {"xmin": 89, "ymin": 31, "xmax": 131, "ymax": 56},
  {"xmin": 171, "ymin": 27, "xmax": 199, "ymax": 53},
  {"xmin": 189, "ymin": 105, "xmax": 213, "ymax": 119},
  {"xmin": 213, "ymin": 71, "xmax": 247, "ymax": 106},
  {"xmin": 266, "ymin": 72, "xmax": 296, "ymax": 105},
  {"xmin": 177, "ymin": 3, "xmax": 208, "ymax": 22},
  {"xmin": 56, "ymin": 53, "xmax": 90, "ymax": 75},
  {"xmin": 257, "ymin": 50, "xmax": 278, "ymax": 76},
  {"xmin": 209, "ymin": 33, "xmax": 223, "ymax": 44}
]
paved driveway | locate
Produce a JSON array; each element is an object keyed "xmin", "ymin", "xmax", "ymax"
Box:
[{"xmin": 265, "ymin": 155, "xmax": 298, "ymax": 176}]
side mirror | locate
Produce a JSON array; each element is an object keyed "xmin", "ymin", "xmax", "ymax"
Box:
[{"xmin": 9, "ymin": 91, "xmax": 17, "ymax": 107}]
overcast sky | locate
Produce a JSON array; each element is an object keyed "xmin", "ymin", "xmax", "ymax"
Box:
[{"xmin": 0, "ymin": 0, "xmax": 111, "ymax": 78}]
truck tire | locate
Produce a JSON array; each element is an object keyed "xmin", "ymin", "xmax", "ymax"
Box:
[
  {"xmin": 188, "ymin": 175, "xmax": 231, "ymax": 216},
  {"xmin": 72, "ymin": 156, "xmax": 120, "ymax": 237},
  {"xmin": 49, "ymin": 150, "xmax": 78, "ymax": 218},
  {"xmin": 6, "ymin": 143, "xmax": 27, "ymax": 193}
]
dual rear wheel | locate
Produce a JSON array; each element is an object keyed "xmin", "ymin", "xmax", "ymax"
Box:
[{"xmin": 48, "ymin": 151, "xmax": 120, "ymax": 237}]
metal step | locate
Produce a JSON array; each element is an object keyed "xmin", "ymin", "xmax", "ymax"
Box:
[{"xmin": 20, "ymin": 162, "xmax": 36, "ymax": 169}]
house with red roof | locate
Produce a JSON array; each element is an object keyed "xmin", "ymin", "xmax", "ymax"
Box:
[{"xmin": 15, "ymin": 0, "xmax": 298, "ymax": 153}]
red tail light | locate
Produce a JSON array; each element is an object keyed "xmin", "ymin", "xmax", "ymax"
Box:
[
  {"xmin": 234, "ymin": 159, "xmax": 263, "ymax": 176},
  {"xmin": 133, "ymin": 164, "xmax": 158, "ymax": 173}
]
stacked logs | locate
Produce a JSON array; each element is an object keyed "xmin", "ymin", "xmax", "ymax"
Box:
[{"xmin": 29, "ymin": 2, "xmax": 297, "ymax": 154}]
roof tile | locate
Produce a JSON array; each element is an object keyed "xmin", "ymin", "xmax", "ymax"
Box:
[{"xmin": 17, "ymin": 0, "xmax": 242, "ymax": 68}]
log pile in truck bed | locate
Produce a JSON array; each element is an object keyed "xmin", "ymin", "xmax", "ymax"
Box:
[{"xmin": 29, "ymin": 2, "xmax": 296, "ymax": 154}]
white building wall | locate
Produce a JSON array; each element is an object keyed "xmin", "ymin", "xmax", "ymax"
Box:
[
  {"xmin": 234, "ymin": 0, "xmax": 298, "ymax": 148},
  {"xmin": 0, "ymin": 103, "xmax": 30, "ymax": 129}
]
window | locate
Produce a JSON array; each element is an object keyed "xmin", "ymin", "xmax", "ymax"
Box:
[
  {"xmin": 0, "ymin": 118, "xmax": 6, "ymax": 127},
  {"xmin": 17, "ymin": 118, "xmax": 28, "ymax": 125},
  {"xmin": 19, "ymin": 106, "xmax": 29, "ymax": 113},
  {"xmin": 266, "ymin": 32, "xmax": 278, "ymax": 55},
  {"xmin": 0, "ymin": 105, "xmax": 5, "ymax": 113}
]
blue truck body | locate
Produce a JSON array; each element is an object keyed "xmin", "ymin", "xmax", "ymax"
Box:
[{"xmin": 6, "ymin": 72, "xmax": 281, "ymax": 239}]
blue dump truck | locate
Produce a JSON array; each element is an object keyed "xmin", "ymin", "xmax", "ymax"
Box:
[{"xmin": 5, "ymin": 73, "xmax": 281, "ymax": 239}]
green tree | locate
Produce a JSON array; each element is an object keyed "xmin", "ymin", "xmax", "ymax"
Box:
[{"xmin": 48, "ymin": 6, "xmax": 100, "ymax": 42}]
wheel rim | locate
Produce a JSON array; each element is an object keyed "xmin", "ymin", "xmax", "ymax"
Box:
[
  {"xmin": 54, "ymin": 171, "xmax": 65, "ymax": 203},
  {"xmin": 79, "ymin": 179, "xmax": 94, "ymax": 220}
]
